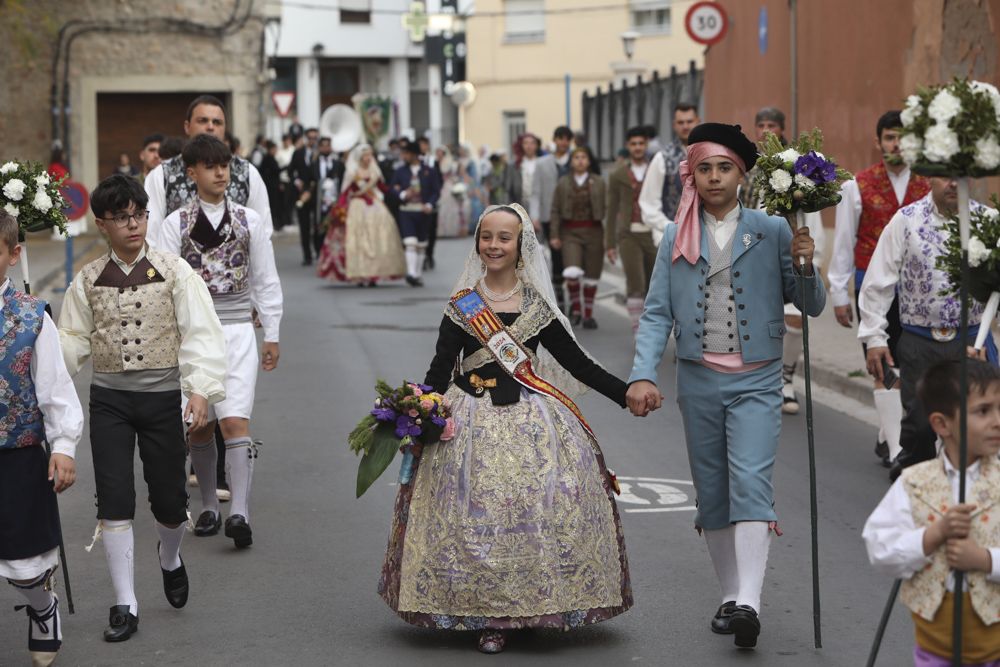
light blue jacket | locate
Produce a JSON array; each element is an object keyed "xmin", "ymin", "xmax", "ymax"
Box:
[{"xmin": 629, "ymin": 206, "xmax": 826, "ymax": 387}]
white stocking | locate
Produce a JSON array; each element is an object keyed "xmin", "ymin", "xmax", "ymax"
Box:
[
  {"xmin": 155, "ymin": 522, "xmax": 185, "ymax": 572},
  {"xmin": 189, "ymin": 435, "xmax": 219, "ymax": 517},
  {"xmin": 704, "ymin": 526, "xmax": 739, "ymax": 605},
  {"xmin": 225, "ymin": 437, "xmax": 255, "ymax": 522},
  {"xmin": 101, "ymin": 520, "xmax": 137, "ymax": 615},
  {"xmin": 734, "ymin": 521, "xmax": 771, "ymax": 614},
  {"xmin": 873, "ymin": 388, "xmax": 903, "ymax": 460}
]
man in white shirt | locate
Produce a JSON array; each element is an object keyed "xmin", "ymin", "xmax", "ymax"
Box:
[
  {"xmin": 828, "ymin": 111, "xmax": 931, "ymax": 469},
  {"xmin": 637, "ymin": 102, "xmax": 699, "ymax": 244}
]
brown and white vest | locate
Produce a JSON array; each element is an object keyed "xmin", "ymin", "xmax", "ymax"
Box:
[
  {"xmin": 900, "ymin": 456, "xmax": 1000, "ymax": 624},
  {"xmin": 79, "ymin": 249, "xmax": 181, "ymax": 373}
]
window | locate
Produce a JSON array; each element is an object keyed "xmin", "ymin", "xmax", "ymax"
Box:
[
  {"xmin": 504, "ymin": 0, "xmax": 544, "ymax": 43},
  {"xmin": 502, "ymin": 111, "xmax": 526, "ymax": 153},
  {"xmin": 340, "ymin": 0, "xmax": 371, "ymax": 24},
  {"xmin": 631, "ymin": 1, "xmax": 670, "ymax": 35}
]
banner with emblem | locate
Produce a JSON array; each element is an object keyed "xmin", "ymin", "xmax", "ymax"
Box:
[{"xmin": 352, "ymin": 93, "xmax": 395, "ymax": 149}]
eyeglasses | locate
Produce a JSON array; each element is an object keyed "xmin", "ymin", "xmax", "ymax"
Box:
[{"xmin": 104, "ymin": 210, "xmax": 149, "ymax": 228}]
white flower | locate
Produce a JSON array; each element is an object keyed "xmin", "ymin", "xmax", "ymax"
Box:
[
  {"xmin": 31, "ymin": 188, "xmax": 52, "ymax": 213},
  {"xmin": 794, "ymin": 173, "xmax": 815, "ymax": 190},
  {"xmin": 900, "ymin": 96, "xmax": 923, "ymax": 127},
  {"xmin": 34, "ymin": 172, "xmax": 50, "ymax": 187},
  {"xmin": 0, "ymin": 161, "xmax": 18, "ymax": 175},
  {"xmin": 923, "ymin": 124, "xmax": 960, "ymax": 162},
  {"xmin": 3, "ymin": 203, "xmax": 18, "ymax": 219},
  {"xmin": 900, "ymin": 134, "xmax": 924, "ymax": 165},
  {"xmin": 927, "ymin": 89, "xmax": 962, "ymax": 123},
  {"xmin": 984, "ymin": 207, "xmax": 1000, "ymax": 222},
  {"xmin": 769, "ymin": 169, "xmax": 793, "ymax": 193},
  {"xmin": 3, "ymin": 178, "xmax": 26, "ymax": 201},
  {"xmin": 777, "ymin": 148, "xmax": 800, "ymax": 164},
  {"xmin": 969, "ymin": 236, "xmax": 991, "ymax": 268},
  {"xmin": 971, "ymin": 80, "xmax": 1000, "ymax": 98},
  {"xmin": 974, "ymin": 135, "xmax": 1000, "ymax": 170}
]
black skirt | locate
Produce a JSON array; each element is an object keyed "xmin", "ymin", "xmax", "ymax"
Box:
[{"xmin": 0, "ymin": 446, "xmax": 62, "ymax": 561}]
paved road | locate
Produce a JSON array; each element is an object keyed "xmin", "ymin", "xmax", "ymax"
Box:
[{"xmin": 2, "ymin": 236, "xmax": 915, "ymax": 666}]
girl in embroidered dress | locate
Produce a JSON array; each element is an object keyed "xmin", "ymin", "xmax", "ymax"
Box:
[
  {"xmin": 318, "ymin": 144, "xmax": 406, "ymax": 285},
  {"xmin": 378, "ymin": 203, "xmax": 632, "ymax": 653}
]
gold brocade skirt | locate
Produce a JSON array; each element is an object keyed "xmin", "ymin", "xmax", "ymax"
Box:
[
  {"xmin": 378, "ymin": 386, "xmax": 632, "ymax": 630},
  {"xmin": 343, "ymin": 198, "xmax": 406, "ymax": 280}
]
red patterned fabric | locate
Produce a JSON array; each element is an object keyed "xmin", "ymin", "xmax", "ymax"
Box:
[{"xmin": 853, "ymin": 162, "xmax": 930, "ymax": 270}]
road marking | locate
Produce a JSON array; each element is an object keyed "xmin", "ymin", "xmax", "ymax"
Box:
[{"xmin": 616, "ymin": 476, "xmax": 696, "ymax": 513}]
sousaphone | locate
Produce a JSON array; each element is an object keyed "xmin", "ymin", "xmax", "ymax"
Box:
[{"xmin": 319, "ymin": 104, "xmax": 362, "ymax": 153}]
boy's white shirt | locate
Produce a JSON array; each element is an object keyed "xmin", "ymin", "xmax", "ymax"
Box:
[
  {"xmin": 153, "ymin": 198, "xmax": 283, "ymax": 343},
  {"xmin": 862, "ymin": 450, "xmax": 1000, "ymax": 589},
  {"xmin": 1, "ymin": 278, "xmax": 83, "ymax": 458}
]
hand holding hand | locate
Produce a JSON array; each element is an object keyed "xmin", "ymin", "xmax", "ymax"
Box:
[
  {"xmin": 48, "ymin": 453, "xmax": 76, "ymax": 493},
  {"xmin": 626, "ymin": 381, "xmax": 662, "ymax": 417}
]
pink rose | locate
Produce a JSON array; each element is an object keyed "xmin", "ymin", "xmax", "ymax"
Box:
[
  {"xmin": 408, "ymin": 409, "xmax": 419, "ymax": 418},
  {"xmin": 440, "ymin": 418, "xmax": 456, "ymax": 442},
  {"xmin": 420, "ymin": 399, "xmax": 434, "ymax": 411}
]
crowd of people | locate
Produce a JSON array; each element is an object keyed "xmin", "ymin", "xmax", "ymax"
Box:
[{"xmin": 1, "ymin": 91, "xmax": 997, "ymax": 667}]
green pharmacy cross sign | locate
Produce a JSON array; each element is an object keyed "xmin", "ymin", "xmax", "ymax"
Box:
[{"xmin": 402, "ymin": 2, "xmax": 429, "ymax": 42}]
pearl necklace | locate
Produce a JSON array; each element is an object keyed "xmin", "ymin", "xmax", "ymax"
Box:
[{"xmin": 480, "ymin": 278, "xmax": 522, "ymax": 303}]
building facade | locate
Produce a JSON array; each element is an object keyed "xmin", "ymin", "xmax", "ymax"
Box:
[{"xmin": 464, "ymin": 0, "xmax": 703, "ymax": 153}]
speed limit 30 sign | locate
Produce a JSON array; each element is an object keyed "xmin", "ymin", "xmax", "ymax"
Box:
[{"xmin": 685, "ymin": 1, "xmax": 728, "ymax": 46}]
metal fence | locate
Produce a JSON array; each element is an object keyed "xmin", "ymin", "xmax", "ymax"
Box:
[{"xmin": 582, "ymin": 60, "xmax": 704, "ymax": 163}]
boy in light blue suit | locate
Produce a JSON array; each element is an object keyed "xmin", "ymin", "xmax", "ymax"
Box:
[{"xmin": 626, "ymin": 123, "xmax": 826, "ymax": 650}]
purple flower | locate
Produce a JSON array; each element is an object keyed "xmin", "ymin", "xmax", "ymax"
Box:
[
  {"xmin": 371, "ymin": 407, "xmax": 397, "ymax": 422},
  {"xmin": 793, "ymin": 151, "xmax": 837, "ymax": 184},
  {"xmin": 395, "ymin": 415, "xmax": 422, "ymax": 439},
  {"xmin": 430, "ymin": 414, "xmax": 446, "ymax": 427}
]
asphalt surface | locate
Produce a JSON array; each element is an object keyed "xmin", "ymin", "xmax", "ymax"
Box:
[{"xmin": 1, "ymin": 235, "xmax": 916, "ymax": 666}]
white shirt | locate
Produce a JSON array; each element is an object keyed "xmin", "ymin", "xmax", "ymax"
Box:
[
  {"xmin": 157, "ymin": 199, "xmax": 283, "ymax": 343},
  {"xmin": 630, "ymin": 162, "xmax": 648, "ymax": 182},
  {"xmin": 58, "ymin": 246, "xmax": 227, "ymax": 402},
  {"xmin": 521, "ymin": 157, "xmax": 537, "ymax": 218},
  {"xmin": 828, "ymin": 165, "xmax": 913, "ymax": 307},
  {"xmin": 863, "ymin": 453, "xmax": 1000, "ymax": 590},
  {"xmin": 144, "ymin": 160, "xmax": 274, "ymax": 248},
  {"xmin": 702, "ymin": 204, "xmax": 740, "ymax": 248},
  {"xmin": 1, "ymin": 279, "xmax": 83, "ymax": 458},
  {"xmin": 573, "ymin": 172, "xmax": 589, "ymax": 187},
  {"xmin": 638, "ymin": 151, "xmax": 670, "ymax": 243}
]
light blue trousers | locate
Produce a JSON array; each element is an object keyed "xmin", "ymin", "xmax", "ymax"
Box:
[{"xmin": 675, "ymin": 359, "xmax": 782, "ymax": 530}]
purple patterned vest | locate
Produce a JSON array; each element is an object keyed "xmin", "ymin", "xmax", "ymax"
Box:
[
  {"xmin": 178, "ymin": 199, "xmax": 252, "ymax": 323},
  {"xmin": 0, "ymin": 283, "xmax": 46, "ymax": 450},
  {"xmin": 162, "ymin": 154, "xmax": 251, "ymax": 217}
]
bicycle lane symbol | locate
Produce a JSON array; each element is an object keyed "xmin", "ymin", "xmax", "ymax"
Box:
[{"xmin": 615, "ymin": 477, "xmax": 696, "ymax": 513}]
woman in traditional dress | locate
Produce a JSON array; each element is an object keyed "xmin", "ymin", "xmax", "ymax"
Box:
[
  {"xmin": 435, "ymin": 146, "xmax": 470, "ymax": 238},
  {"xmin": 317, "ymin": 144, "xmax": 405, "ymax": 285},
  {"xmin": 378, "ymin": 203, "xmax": 633, "ymax": 653}
]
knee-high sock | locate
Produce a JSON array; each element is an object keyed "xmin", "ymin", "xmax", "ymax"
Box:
[
  {"xmin": 101, "ymin": 520, "xmax": 137, "ymax": 615},
  {"xmin": 8, "ymin": 571, "xmax": 61, "ymax": 647},
  {"xmin": 582, "ymin": 280, "xmax": 598, "ymax": 320},
  {"xmin": 155, "ymin": 522, "xmax": 185, "ymax": 572},
  {"xmin": 8, "ymin": 570, "xmax": 54, "ymax": 612},
  {"xmin": 189, "ymin": 435, "xmax": 219, "ymax": 517},
  {"xmin": 565, "ymin": 279, "xmax": 582, "ymax": 316},
  {"xmin": 225, "ymin": 437, "xmax": 255, "ymax": 521},
  {"xmin": 874, "ymin": 388, "xmax": 903, "ymax": 460},
  {"xmin": 627, "ymin": 297, "xmax": 645, "ymax": 333},
  {"xmin": 403, "ymin": 238, "xmax": 418, "ymax": 277},
  {"xmin": 704, "ymin": 526, "xmax": 739, "ymax": 604},
  {"xmin": 781, "ymin": 324, "xmax": 802, "ymax": 396},
  {"xmin": 734, "ymin": 521, "xmax": 771, "ymax": 614},
  {"xmin": 413, "ymin": 243, "xmax": 427, "ymax": 278}
]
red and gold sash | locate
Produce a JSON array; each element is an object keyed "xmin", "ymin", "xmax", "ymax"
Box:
[{"xmin": 450, "ymin": 287, "xmax": 595, "ymax": 438}]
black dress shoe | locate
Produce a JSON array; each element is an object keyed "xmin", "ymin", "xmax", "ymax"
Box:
[
  {"xmin": 710, "ymin": 601, "xmax": 736, "ymax": 634},
  {"xmin": 889, "ymin": 457, "xmax": 904, "ymax": 483},
  {"xmin": 570, "ymin": 313, "xmax": 582, "ymax": 326},
  {"xmin": 103, "ymin": 605, "xmax": 138, "ymax": 643},
  {"xmin": 194, "ymin": 510, "xmax": 221, "ymax": 536},
  {"xmin": 157, "ymin": 544, "xmax": 189, "ymax": 609},
  {"xmin": 225, "ymin": 514, "xmax": 253, "ymax": 549},
  {"xmin": 728, "ymin": 605, "xmax": 760, "ymax": 649},
  {"xmin": 582, "ymin": 318, "xmax": 598, "ymax": 330},
  {"xmin": 875, "ymin": 440, "xmax": 890, "ymax": 467}
]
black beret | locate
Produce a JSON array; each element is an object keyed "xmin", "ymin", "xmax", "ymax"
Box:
[
  {"xmin": 687, "ymin": 123, "xmax": 758, "ymax": 171},
  {"xmin": 399, "ymin": 139, "xmax": 421, "ymax": 155}
]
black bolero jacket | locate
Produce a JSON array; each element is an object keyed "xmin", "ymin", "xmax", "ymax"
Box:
[{"xmin": 423, "ymin": 311, "xmax": 627, "ymax": 408}]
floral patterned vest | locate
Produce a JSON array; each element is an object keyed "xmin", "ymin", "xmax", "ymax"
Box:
[
  {"xmin": 163, "ymin": 154, "xmax": 251, "ymax": 217},
  {"xmin": 0, "ymin": 284, "xmax": 46, "ymax": 450},
  {"xmin": 853, "ymin": 162, "xmax": 930, "ymax": 270},
  {"xmin": 900, "ymin": 456, "xmax": 1000, "ymax": 624}
]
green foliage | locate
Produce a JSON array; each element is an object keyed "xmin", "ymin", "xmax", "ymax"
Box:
[
  {"xmin": 936, "ymin": 195, "xmax": 1000, "ymax": 303},
  {"xmin": 355, "ymin": 423, "xmax": 403, "ymax": 498},
  {"xmin": 347, "ymin": 413, "xmax": 377, "ymax": 456}
]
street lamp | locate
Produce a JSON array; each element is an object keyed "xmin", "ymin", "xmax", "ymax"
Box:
[{"xmin": 621, "ymin": 31, "xmax": 639, "ymax": 61}]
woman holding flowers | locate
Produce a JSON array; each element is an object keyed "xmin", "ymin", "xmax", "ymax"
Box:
[{"xmin": 378, "ymin": 203, "xmax": 632, "ymax": 654}]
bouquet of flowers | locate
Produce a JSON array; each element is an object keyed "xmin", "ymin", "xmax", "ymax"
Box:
[
  {"xmin": 0, "ymin": 161, "xmax": 69, "ymax": 234},
  {"xmin": 899, "ymin": 78, "xmax": 1000, "ymax": 177},
  {"xmin": 752, "ymin": 129, "xmax": 853, "ymax": 216},
  {"xmin": 450, "ymin": 181, "xmax": 468, "ymax": 199},
  {"xmin": 348, "ymin": 380, "xmax": 454, "ymax": 498}
]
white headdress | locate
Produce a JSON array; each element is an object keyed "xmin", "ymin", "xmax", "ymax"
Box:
[
  {"xmin": 344, "ymin": 143, "xmax": 380, "ymax": 186},
  {"xmin": 448, "ymin": 203, "xmax": 603, "ymax": 398}
]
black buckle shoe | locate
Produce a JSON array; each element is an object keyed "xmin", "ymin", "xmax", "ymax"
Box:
[
  {"xmin": 103, "ymin": 605, "xmax": 138, "ymax": 643},
  {"xmin": 728, "ymin": 605, "xmax": 760, "ymax": 649},
  {"xmin": 225, "ymin": 514, "xmax": 253, "ymax": 549},
  {"xmin": 193, "ymin": 510, "xmax": 221, "ymax": 537},
  {"xmin": 874, "ymin": 440, "xmax": 890, "ymax": 467},
  {"xmin": 710, "ymin": 600, "xmax": 736, "ymax": 634},
  {"xmin": 582, "ymin": 318, "xmax": 598, "ymax": 330},
  {"xmin": 158, "ymin": 543, "xmax": 189, "ymax": 609}
]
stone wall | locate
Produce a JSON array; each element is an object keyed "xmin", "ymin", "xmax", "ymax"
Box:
[{"xmin": 0, "ymin": 0, "xmax": 267, "ymax": 189}]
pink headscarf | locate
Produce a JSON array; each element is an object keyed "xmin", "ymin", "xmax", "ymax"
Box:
[{"xmin": 672, "ymin": 142, "xmax": 747, "ymax": 265}]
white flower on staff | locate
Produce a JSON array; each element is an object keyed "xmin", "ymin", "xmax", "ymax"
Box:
[
  {"xmin": 969, "ymin": 236, "xmax": 991, "ymax": 268},
  {"xmin": 984, "ymin": 207, "xmax": 1000, "ymax": 222},
  {"xmin": 971, "ymin": 80, "xmax": 1000, "ymax": 99},
  {"xmin": 927, "ymin": 89, "xmax": 962, "ymax": 123},
  {"xmin": 974, "ymin": 135, "xmax": 1000, "ymax": 170},
  {"xmin": 34, "ymin": 172, "xmax": 50, "ymax": 187},
  {"xmin": 923, "ymin": 124, "xmax": 960, "ymax": 162},
  {"xmin": 31, "ymin": 189, "xmax": 53, "ymax": 213},
  {"xmin": 794, "ymin": 173, "xmax": 815, "ymax": 190},
  {"xmin": 3, "ymin": 203, "xmax": 19, "ymax": 218},
  {"xmin": 0, "ymin": 161, "xmax": 18, "ymax": 175},
  {"xmin": 769, "ymin": 169, "xmax": 793, "ymax": 193},
  {"xmin": 900, "ymin": 95, "xmax": 923, "ymax": 127},
  {"xmin": 777, "ymin": 148, "xmax": 800, "ymax": 165},
  {"xmin": 3, "ymin": 178, "xmax": 26, "ymax": 201},
  {"xmin": 900, "ymin": 134, "xmax": 924, "ymax": 165}
]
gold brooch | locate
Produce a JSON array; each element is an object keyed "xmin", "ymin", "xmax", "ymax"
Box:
[
  {"xmin": 146, "ymin": 268, "xmax": 156, "ymax": 279},
  {"xmin": 468, "ymin": 373, "xmax": 497, "ymax": 395}
]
